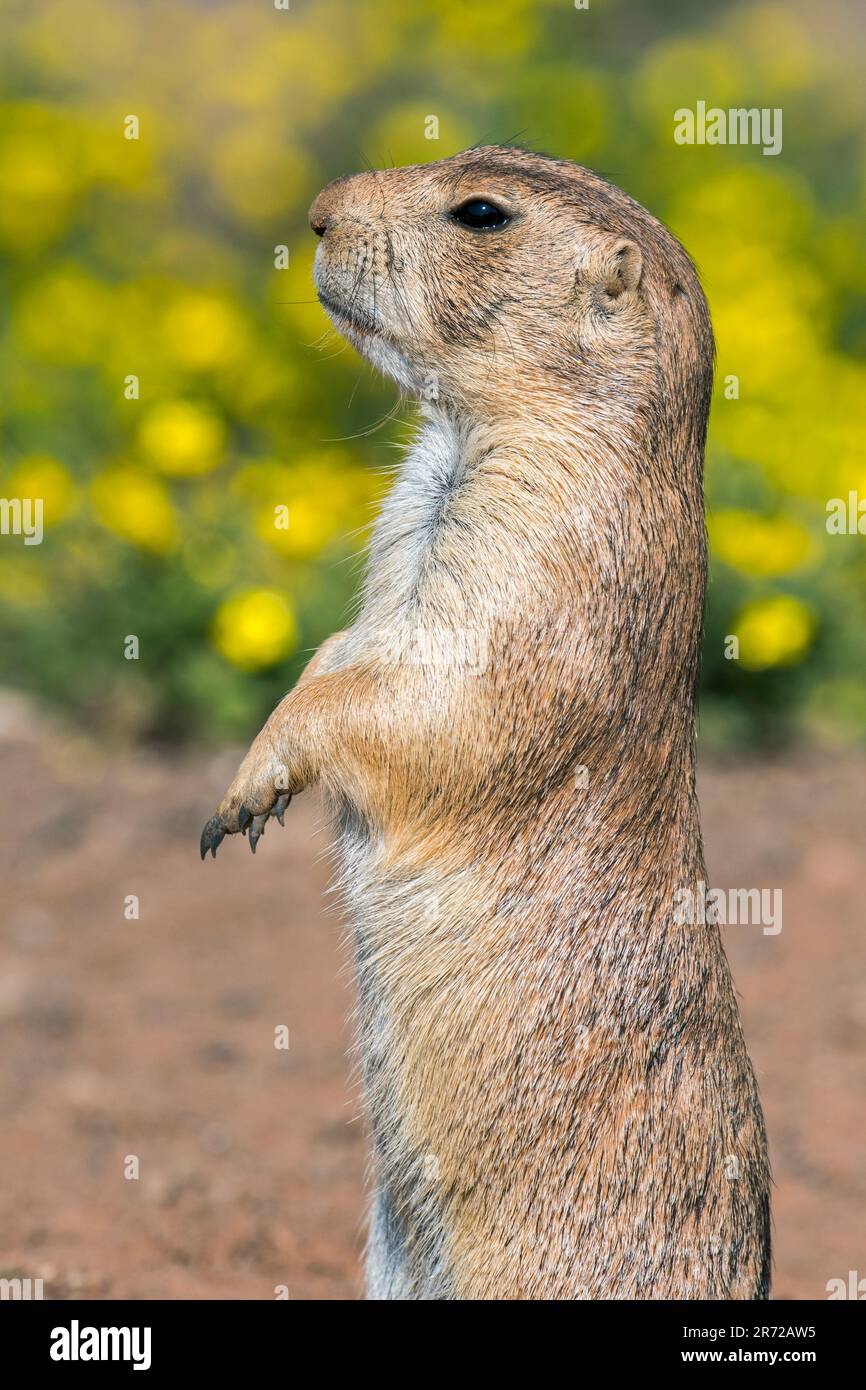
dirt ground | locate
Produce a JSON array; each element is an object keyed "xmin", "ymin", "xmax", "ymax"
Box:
[{"xmin": 0, "ymin": 691, "xmax": 863, "ymax": 1300}]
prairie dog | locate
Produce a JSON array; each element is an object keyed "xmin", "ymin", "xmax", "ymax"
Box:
[{"xmin": 201, "ymin": 146, "xmax": 771, "ymax": 1300}]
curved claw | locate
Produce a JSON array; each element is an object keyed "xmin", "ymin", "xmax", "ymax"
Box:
[
  {"xmin": 249, "ymin": 813, "xmax": 268, "ymax": 854},
  {"xmin": 200, "ymin": 815, "xmax": 226, "ymax": 861},
  {"xmin": 201, "ymin": 794, "xmax": 292, "ymax": 861}
]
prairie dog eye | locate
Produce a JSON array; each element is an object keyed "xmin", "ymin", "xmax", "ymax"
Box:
[{"xmin": 451, "ymin": 199, "xmax": 510, "ymax": 231}]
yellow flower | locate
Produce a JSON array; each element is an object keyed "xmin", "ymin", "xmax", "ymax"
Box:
[
  {"xmin": 211, "ymin": 588, "xmax": 298, "ymax": 672},
  {"xmin": 710, "ymin": 265, "xmax": 818, "ymax": 389},
  {"xmin": 256, "ymin": 472, "xmax": 355, "ymax": 558},
  {"xmin": 735, "ymin": 595, "xmax": 817, "ymax": 671},
  {"xmin": 709, "ymin": 510, "xmax": 814, "ymax": 578},
  {"xmin": 5, "ymin": 455, "xmax": 76, "ymax": 527},
  {"xmin": 234, "ymin": 453, "xmax": 379, "ymax": 559},
  {"xmin": 161, "ymin": 293, "xmax": 249, "ymax": 371},
  {"xmin": 0, "ymin": 111, "xmax": 78, "ymax": 251},
  {"xmin": 91, "ymin": 469, "xmax": 178, "ymax": 553},
  {"xmin": 14, "ymin": 266, "xmax": 111, "ymax": 364},
  {"xmin": 138, "ymin": 401, "xmax": 226, "ymax": 476}
]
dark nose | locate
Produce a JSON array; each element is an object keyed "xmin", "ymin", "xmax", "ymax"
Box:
[
  {"xmin": 309, "ymin": 188, "xmax": 335, "ymax": 238},
  {"xmin": 309, "ymin": 177, "xmax": 353, "ymax": 238}
]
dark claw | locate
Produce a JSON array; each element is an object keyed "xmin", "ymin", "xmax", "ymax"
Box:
[
  {"xmin": 249, "ymin": 813, "xmax": 268, "ymax": 854},
  {"xmin": 274, "ymin": 793, "xmax": 291, "ymax": 826},
  {"xmin": 200, "ymin": 815, "xmax": 226, "ymax": 861},
  {"xmin": 238, "ymin": 805, "xmax": 253, "ymax": 833}
]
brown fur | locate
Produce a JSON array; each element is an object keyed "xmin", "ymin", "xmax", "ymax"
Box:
[{"xmin": 202, "ymin": 147, "xmax": 771, "ymax": 1299}]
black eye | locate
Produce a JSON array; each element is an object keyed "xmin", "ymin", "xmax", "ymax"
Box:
[{"xmin": 451, "ymin": 199, "xmax": 510, "ymax": 231}]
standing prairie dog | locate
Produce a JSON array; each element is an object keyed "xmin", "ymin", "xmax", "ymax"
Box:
[{"xmin": 201, "ymin": 146, "xmax": 771, "ymax": 1300}]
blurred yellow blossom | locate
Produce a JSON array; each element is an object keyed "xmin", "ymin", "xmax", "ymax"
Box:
[
  {"xmin": 257, "ymin": 491, "xmax": 342, "ymax": 559},
  {"xmin": 14, "ymin": 266, "xmax": 112, "ymax": 364},
  {"xmin": 138, "ymin": 401, "xmax": 226, "ymax": 476},
  {"xmin": 6, "ymin": 455, "xmax": 76, "ymax": 528},
  {"xmin": 91, "ymin": 469, "xmax": 178, "ymax": 552},
  {"xmin": 710, "ymin": 267, "xmax": 820, "ymax": 389},
  {"xmin": 161, "ymin": 293, "xmax": 249, "ymax": 371},
  {"xmin": 668, "ymin": 167, "xmax": 814, "ymax": 265},
  {"xmin": 0, "ymin": 106, "xmax": 82, "ymax": 251},
  {"xmin": 735, "ymin": 595, "xmax": 817, "ymax": 671},
  {"xmin": 0, "ymin": 138, "xmax": 74, "ymax": 251},
  {"xmin": 709, "ymin": 510, "xmax": 815, "ymax": 578},
  {"xmin": 234, "ymin": 454, "xmax": 380, "ymax": 558},
  {"xmin": 211, "ymin": 588, "xmax": 298, "ymax": 671}
]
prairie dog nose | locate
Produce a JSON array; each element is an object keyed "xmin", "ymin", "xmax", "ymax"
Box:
[
  {"xmin": 308, "ymin": 199, "xmax": 330, "ymax": 237},
  {"xmin": 309, "ymin": 172, "xmax": 375, "ymax": 238},
  {"xmin": 309, "ymin": 178, "xmax": 351, "ymax": 237}
]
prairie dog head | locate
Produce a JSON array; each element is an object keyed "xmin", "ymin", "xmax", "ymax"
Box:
[{"xmin": 309, "ymin": 145, "xmax": 712, "ymax": 442}]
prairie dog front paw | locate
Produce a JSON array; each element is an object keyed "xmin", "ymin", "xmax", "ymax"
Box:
[
  {"xmin": 200, "ymin": 738, "xmax": 295, "ymax": 858},
  {"xmin": 199, "ymin": 632, "xmax": 345, "ymax": 861}
]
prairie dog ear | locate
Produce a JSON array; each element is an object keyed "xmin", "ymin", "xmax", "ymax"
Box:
[
  {"xmin": 607, "ymin": 239, "xmax": 643, "ymax": 296},
  {"xmin": 579, "ymin": 235, "xmax": 644, "ymax": 306}
]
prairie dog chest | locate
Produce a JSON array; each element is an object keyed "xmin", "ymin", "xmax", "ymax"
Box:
[{"xmin": 358, "ymin": 412, "xmax": 469, "ymax": 632}]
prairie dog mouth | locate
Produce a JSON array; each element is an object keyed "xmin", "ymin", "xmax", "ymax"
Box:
[
  {"xmin": 315, "ymin": 274, "xmax": 417, "ymax": 392},
  {"xmin": 317, "ymin": 289, "xmax": 381, "ymax": 337}
]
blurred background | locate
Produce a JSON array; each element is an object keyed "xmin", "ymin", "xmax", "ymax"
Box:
[{"xmin": 0, "ymin": 0, "xmax": 864, "ymax": 1300}]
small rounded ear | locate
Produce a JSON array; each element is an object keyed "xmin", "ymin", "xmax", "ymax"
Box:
[
  {"xmin": 579, "ymin": 236, "xmax": 644, "ymax": 306},
  {"xmin": 607, "ymin": 239, "xmax": 643, "ymax": 297}
]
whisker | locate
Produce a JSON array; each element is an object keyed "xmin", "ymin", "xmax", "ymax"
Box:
[{"xmin": 320, "ymin": 392, "xmax": 406, "ymax": 443}]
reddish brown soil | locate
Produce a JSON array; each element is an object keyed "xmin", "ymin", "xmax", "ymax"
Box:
[{"xmin": 0, "ymin": 694, "xmax": 863, "ymax": 1300}]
